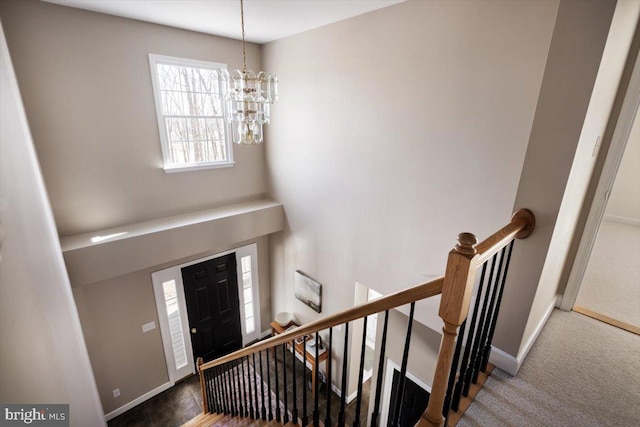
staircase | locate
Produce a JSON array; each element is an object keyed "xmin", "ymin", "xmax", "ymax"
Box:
[
  {"xmin": 184, "ymin": 412, "xmax": 300, "ymax": 427},
  {"xmin": 183, "ymin": 209, "xmax": 536, "ymax": 427}
]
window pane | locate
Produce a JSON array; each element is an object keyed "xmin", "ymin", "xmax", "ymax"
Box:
[
  {"xmin": 162, "ymin": 280, "xmax": 187, "ymax": 370},
  {"xmin": 166, "ymin": 118, "xmax": 187, "ymax": 142},
  {"xmin": 245, "ymin": 302, "xmax": 254, "ymax": 317},
  {"xmin": 161, "ymin": 90, "xmax": 183, "ymax": 115},
  {"xmin": 246, "ymin": 316, "xmax": 255, "ymax": 334},
  {"xmin": 157, "ymin": 64, "xmax": 181, "ymax": 90},
  {"xmin": 244, "ymin": 287, "xmax": 253, "ymax": 303},
  {"xmin": 241, "ymin": 256, "xmax": 251, "ymax": 274},
  {"xmin": 243, "ymin": 272, "xmax": 252, "ymax": 289}
]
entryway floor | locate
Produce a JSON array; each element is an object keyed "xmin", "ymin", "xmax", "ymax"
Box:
[{"xmin": 107, "ymin": 375, "xmax": 202, "ymax": 427}]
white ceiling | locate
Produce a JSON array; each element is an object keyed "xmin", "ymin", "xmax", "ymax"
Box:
[{"xmin": 42, "ymin": 0, "xmax": 405, "ymax": 44}]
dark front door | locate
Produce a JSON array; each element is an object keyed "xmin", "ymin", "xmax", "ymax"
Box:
[
  {"xmin": 182, "ymin": 254, "xmax": 242, "ymax": 363},
  {"xmin": 388, "ymin": 369, "xmax": 431, "ymax": 427}
]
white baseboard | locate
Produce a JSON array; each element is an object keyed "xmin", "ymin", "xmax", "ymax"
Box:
[
  {"xmin": 104, "ymin": 381, "xmax": 173, "ymax": 421},
  {"xmin": 489, "ymin": 302, "xmax": 555, "ymax": 376},
  {"xmin": 329, "ymin": 383, "xmax": 358, "ymax": 404},
  {"xmin": 604, "ymin": 214, "xmax": 640, "ymax": 227},
  {"xmin": 488, "ymin": 346, "xmax": 519, "ymax": 376},
  {"xmin": 261, "ymin": 329, "xmax": 272, "ymax": 339}
]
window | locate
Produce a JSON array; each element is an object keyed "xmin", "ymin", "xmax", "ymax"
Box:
[
  {"xmin": 240, "ymin": 255, "xmax": 256, "ymax": 334},
  {"xmin": 161, "ymin": 280, "xmax": 188, "ymax": 370},
  {"xmin": 149, "ymin": 54, "xmax": 233, "ymax": 172}
]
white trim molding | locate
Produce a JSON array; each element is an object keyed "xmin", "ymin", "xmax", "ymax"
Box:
[
  {"xmin": 561, "ymin": 43, "xmax": 640, "ymax": 311},
  {"xmin": 604, "ymin": 214, "xmax": 640, "ymax": 227},
  {"xmin": 104, "ymin": 382, "xmax": 173, "ymax": 421}
]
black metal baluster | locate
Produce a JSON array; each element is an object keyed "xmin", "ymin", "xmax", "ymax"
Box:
[
  {"xmin": 275, "ymin": 346, "xmax": 281, "ymax": 422},
  {"xmin": 391, "ymin": 302, "xmax": 416, "ymax": 426},
  {"xmin": 443, "ymin": 318, "xmax": 466, "ymax": 421},
  {"xmin": 208, "ymin": 369, "xmax": 217, "ymax": 414},
  {"xmin": 325, "ymin": 327, "xmax": 333, "ymax": 427},
  {"xmin": 234, "ymin": 361, "xmax": 243, "ymax": 417},
  {"xmin": 282, "ymin": 344, "xmax": 289, "ymax": 424},
  {"xmin": 203, "ymin": 369, "xmax": 212, "ymax": 413},
  {"xmin": 338, "ymin": 322, "xmax": 350, "ymax": 426},
  {"xmin": 292, "ymin": 339, "xmax": 298, "ymax": 424},
  {"xmin": 242, "ymin": 358, "xmax": 249, "ymax": 417},
  {"xmin": 302, "ymin": 336, "xmax": 309, "ymax": 427},
  {"xmin": 353, "ymin": 316, "xmax": 368, "ymax": 427},
  {"xmin": 239, "ymin": 358, "xmax": 247, "ymax": 417},
  {"xmin": 214, "ymin": 367, "xmax": 223, "ymax": 414},
  {"xmin": 252, "ymin": 352, "xmax": 259, "ymax": 420},
  {"xmin": 313, "ymin": 332, "xmax": 320, "ymax": 427},
  {"xmin": 224, "ymin": 363, "xmax": 236, "ymax": 416},
  {"xmin": 220, "ymin": 365, "xmax": 228, "ymax": 415},
  {"xmin": 472, "ymin": 247, "xmax": 506, "ymax": 385},
  {"xmin": 232, "ymin": 362, "xmax": 240, "ymax": 416},
  {"xmin": 463, "ymin": 254, "xmax": 498, "ymax": 396},
  {"xmin": 234, "ymin": 359, "xmax": 245, "ymax": 417},
  {"xmin": 370, "ymin": 311, "xmax": 389, "ymax": 426},
  {"xmin": 216, "ymin": 367, "xmax": 227, "ymax": 414},
  {"xmin": 221, "ymin": 366, "xmax": 229, "ymax": 414},
  {"xmin": 259, "ymin": 351, "xmax": 267, "ymax": 420},
  {"xmin": 266, "ymin": 348, "xmax": 274, "ymax": 421},
  {"xmin": 481, "ymin": 241, "xmax": 515, "ymax": 372},
  {"xmin": 246, "ymin": 356, "xmax": 254, "ymax": 418},
  {"xmin": 452, "ymin": 263, "xmax": 488, "ymax": 411}
]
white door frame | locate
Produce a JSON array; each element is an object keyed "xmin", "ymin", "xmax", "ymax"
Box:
[
  {"xmin": 379, "ymin": 359, "xmax": 432, "ymax": 426},
  {"xmin": 560, "ymin": 52, "xmax": 640, "ymax": 310},
  {"xmin": 151, "ymin": 243, "xmax": 261, "ymax": 383}
]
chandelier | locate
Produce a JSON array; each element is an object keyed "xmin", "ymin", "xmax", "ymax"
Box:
[{"xmin": 220, "ymin": 0, "xmax": 278, "ymax": 145}]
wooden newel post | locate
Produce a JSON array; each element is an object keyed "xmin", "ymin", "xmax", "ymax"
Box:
[
  {"xmin": 419, "ymin": 233, "xmax": 479, "ymax": 427},
  {"xmin": 197, "ymin": 357, "xmax": 208, "ymax": 414}
]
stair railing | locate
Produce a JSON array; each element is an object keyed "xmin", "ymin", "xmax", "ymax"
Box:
[
  {"xmin": 197, "ymin": 275, "xmax": 444, "ymax": 426},
  {"xmin": 419, "ymin": 208, "xmax": 535, "ymax": 427},
  {"xmin": 193, "ymin": 208, "xmax": 535, "ymax": 427}
]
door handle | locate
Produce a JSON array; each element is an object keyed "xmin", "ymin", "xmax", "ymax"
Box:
[{"xmin": 191, "ymin": 328, "xmax": 197, "ymax": 334}]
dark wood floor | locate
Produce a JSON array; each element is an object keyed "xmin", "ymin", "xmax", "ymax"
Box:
[{"xmin": 107, "ymin": 348, "xmax": 371, "ymax": 427}]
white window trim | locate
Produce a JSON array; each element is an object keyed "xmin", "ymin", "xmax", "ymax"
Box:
[
  {"xmin": 148, "ymin": 53, "xmax": 234, "ymax": 172},
  {"xmin": 151, "ymin": 243, "xmax": 261, "ymax": 383}
]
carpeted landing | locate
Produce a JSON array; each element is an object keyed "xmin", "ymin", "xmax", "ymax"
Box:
[{"xmin": 459, "ymin": 309, "xmax": 640, "ymax": 426}]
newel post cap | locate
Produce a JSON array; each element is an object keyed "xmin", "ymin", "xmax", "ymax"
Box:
[{"xmin": 455, "ymin": 232, "xmax": 478, "ymax": 256}]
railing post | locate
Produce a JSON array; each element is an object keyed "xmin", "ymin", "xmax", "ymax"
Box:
[
  {"xmin": 197, "ymin": 357, "xmax": 208, "ymax": 414},
  {"xmin": 420, "ymin": 233, "xmax": 478, "ymax": 427}
]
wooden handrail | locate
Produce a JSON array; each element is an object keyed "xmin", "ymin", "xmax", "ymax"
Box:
[
  {"xmin": 475, "ymin": 208, "xmax": 535, "ymax": 264},
  {"xmin": 200, "ymin": 276, "xmax": 444, "ymax": 371}
]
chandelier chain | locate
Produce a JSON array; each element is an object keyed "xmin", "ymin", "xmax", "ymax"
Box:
[{"xmin": 240, "ymin": 0, "xmax": 247, "ymax": 72}]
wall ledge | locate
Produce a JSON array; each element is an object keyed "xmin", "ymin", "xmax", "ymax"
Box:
[{"xmin": 62, "ymin": 199, "xmax": 284, "ymax": 286}]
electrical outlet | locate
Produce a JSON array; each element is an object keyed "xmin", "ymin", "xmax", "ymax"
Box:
[
  {"xmin": 113, "ymin": 388, "xmax": 120, "ymax": 398},
  {"xmin": 142, "ymin": 321, "xmax": 156, "ymax": 333}
]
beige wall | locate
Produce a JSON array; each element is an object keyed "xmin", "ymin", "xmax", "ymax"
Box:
[
  {"xmin": 0, "ymin": 21, "xmax": 105, "ymax": 426},
  {"xmin": 499, "ymin": 0, "xmax": 619, "ymax": 358},
  {"xmin": 607, "ymin": 106, "xmax": 640, "ymax": 223},
  {"xmin": 0, "ymin": 0, "xmax": 266, "ymax": 237},
  {"xmin": 263, "ymin": 0, "xmax": 558, "ymax": 343},
  {"xmin": 72, "ymin": 235, "xmax": 271, "ymax": 414}
]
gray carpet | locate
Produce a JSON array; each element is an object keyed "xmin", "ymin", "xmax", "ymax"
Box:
[
  {"xmin": 459, "ymin": 310, "xmax": 640, "ymax": 426},
  {"xmin": 575, "ymin": 220, "xmax": 640, "ymax": 327}
]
